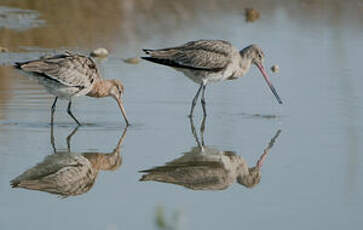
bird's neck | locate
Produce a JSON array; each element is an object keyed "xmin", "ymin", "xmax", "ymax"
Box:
[
  {"xmin": 83, "ymin": 151, "xmax": 121, "ymax": 171},
  {"xmin": 237, "ymin": 55, "xmax": 253, "ymax": 77},
  {"xmin": 86, "ymin": 79, "xmax": 112, "ymax": 98}
]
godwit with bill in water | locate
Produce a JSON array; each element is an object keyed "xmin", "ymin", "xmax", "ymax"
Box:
[
  {"xmin": 142, "ymin": 40, "xmax": 283, "ymax": 117},
  {"xmin": 15, "ymin": 51, "xmax": 129, "ymax": 126}
]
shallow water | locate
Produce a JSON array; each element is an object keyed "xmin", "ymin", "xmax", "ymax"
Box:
[{"xmin": 1, "ymin": 0, "xmax": 363, "ymax": 229}]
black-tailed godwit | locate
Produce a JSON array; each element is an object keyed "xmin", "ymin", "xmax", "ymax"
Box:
[
  {"xmin": 15, "ymin": 51, "xmax": 129, "ymax": 126},
  {"xmin": 142, "ymin": 40, "xmax": 283, "ymax": 117}
]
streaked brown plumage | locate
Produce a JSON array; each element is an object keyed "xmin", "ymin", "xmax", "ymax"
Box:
[
  {"xmin": 140, "ymin": 117, "xmax": 281, "ymax": 190},
  {"xmin": 10, "ymin": 127, "xmax": 127, "ymax": 198},
  {"xmin": 142, "ymin": 40, "xmax": 283, "ymax": 117},
  {"xmin": 15, "ymin": 51, "xmax": 129, "ymax": 126}
]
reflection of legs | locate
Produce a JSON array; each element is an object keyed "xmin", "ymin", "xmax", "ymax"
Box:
[
  {"xmin": 201, "ymin": 83, "xmax": 207, "ymax": 117},
  {"xmin": 189, "ymin": 117, "xmax": 202, "ymax": 148},
  {"xmin": 51, "ymin": 97, "xmax": 58, "ymax": 124},
  {"xmin": 189, "ymin": 83, "xmax": 203, "ymax": 117},
  {"xmin": 51, "ymin": 126, "xmax": 79, "ymax": 153},
  {"xmin": 50, "ymin": 122, "xmax": 56, "ymax": 153},
  {"xmin": 200, "ymin": 116, "xmax": 206, "ymax": 146},
  {"xmin": 66, "ymin": 126, "xmax": 79, "ymax": 152},
  {"xmin": 67, "ymin": 100, "xmax": 81, "ymax": 126}
]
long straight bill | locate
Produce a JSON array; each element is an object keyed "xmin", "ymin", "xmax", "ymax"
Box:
[
  {"xmin": 116, "ymin": 97, "xmax": 130, "ymax": 126},
  {"xmin": 256, "ymin": 63, "xmax": 283, "ymax": 104}
]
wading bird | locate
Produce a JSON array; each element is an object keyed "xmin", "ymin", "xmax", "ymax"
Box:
[
  {"xmin": 15, "ymin": 51, "xmax": 129, "ymax": 126},
  {"xmin": 142, "ymin": 40, "xmax": 282, "ymax": 117}
]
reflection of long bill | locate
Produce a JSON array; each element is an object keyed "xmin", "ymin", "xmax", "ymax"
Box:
[
  {"xmin": 256, "ymin": 63, "xmax": 283, "ymax": 104},
  {"xmin": 256, "ymin": 129, "xmax": 282, "ymax": 169}
]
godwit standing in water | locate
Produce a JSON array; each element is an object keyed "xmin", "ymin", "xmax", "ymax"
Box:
[
  {"xmin": 142, "ymin": 40, "xmax": 283, "ymax": 117},
  {"xmin": 15, "ymin": 51, "xmax": 129, "ymax": 126}
]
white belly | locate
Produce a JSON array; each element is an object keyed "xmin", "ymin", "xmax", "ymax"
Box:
[
  {"xmin": 24, "ymin": 72, "xmax": 91, "ymax": 100},
  {"xmin": 43, "ymin": 83, "xmax": 89, "ymax": 99},
  {"xmin": 176, "ymin": 65, "xmax": 236, "ymax": 84}
]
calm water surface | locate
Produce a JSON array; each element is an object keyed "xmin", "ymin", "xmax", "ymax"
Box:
[{"xmin": 0, "ymin": 0, "xmax": 363, "ymax": 229}]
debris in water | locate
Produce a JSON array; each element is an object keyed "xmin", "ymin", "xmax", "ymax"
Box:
[
  {"xmin": 271, "ymin": 64, "xmax": 279, "ymax": 73},
  {"xmin": 252, "ymin": 114, "xmax": 277, "ymax": 119},
  {"xmin": 241, "ymin": 112, "xmax": 279, "ymax": 119},
  {"xmin": 245, "ymin": 8, "xmax": 260, "ymax": 22},
  {"xmin": 123, "ymin": 57, "xmax": 140, "ymax": 64},
  {"xmin": 90, "ymin": 48, "xmax": 109, "ymax": 58},
  {"xmin": 0, "ymin": 46, "xmax": 8, "ymax": 52}
]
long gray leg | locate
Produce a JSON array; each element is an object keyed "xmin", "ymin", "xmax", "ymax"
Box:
[
  {"xmin": 201, "ymin": 83, "xmax": 207, "ymax": 117},
  {"xmin": 189, "ymin": 83, "xmax": 203, "ymax": 117},
  {"xmin": 67, "ymin": 100, "xmax": 81, "ymax": 126},
  {"xmin": 51, "ymin": 97, "xmax": 58, "ymax": 125}
]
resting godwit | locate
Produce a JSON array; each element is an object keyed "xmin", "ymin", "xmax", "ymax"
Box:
[
  {"xmin": 142, "ymin": 40, "xmax": 283, "ymax": 117},
  {"xmin": 15, "ymin": 51, "xmax": 129, "ymax": 126},
  {"xmin": 139, "ymin": 117, "xmax": 282, "ymax": 190}
]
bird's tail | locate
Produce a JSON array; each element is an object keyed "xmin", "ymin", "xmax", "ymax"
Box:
[
  {"xmin": 14, "ymin": 62, "xmax": 25, "ymax": 69},
  {"xmin": 142, "ymin": 49, "xmax": 154, "ymax": 55},
  {"xmin": 139, "ymin": 174, "xmax": 152, "ymax": 181},
  {"xmin": 10, "ymin": 179, "xmax": 20, "ymax": 188}
]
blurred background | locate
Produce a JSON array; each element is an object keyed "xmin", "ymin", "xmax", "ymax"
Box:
[{"xmin": 0, "ymin": 0, "xmax": 363, "ymax": 230}]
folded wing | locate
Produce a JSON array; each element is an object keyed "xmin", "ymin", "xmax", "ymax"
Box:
[
  {"xmin": 142, "ymin": 40, "xmax": 234, "ymax": 72},
  {"xmin": 15, "ymin": 53, "xmax": 99, "ymax": 89}
]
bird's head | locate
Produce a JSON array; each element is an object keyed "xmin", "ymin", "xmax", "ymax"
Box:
[
  {"xmin": 240, "ymin": 44, "xmax": 265, "ymax": 66},
  {"xmin": 240, "ymin": 44, "xmax": 283, "ymax": 104},
  {"xmin": 108, "ymin": 79, "xmax": 129, "ymax": 126},
  {"xmin": 237, "ymin": 166, "xmax": 261, "ymax": 188},
  {"xmin": 109, "ymin": 79, "xmax": 125, "ymax": 99}
]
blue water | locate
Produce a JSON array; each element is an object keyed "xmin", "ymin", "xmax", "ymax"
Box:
[{"xmin": 0, "ymin": 0, "xmax": 362, "ymax": 229}]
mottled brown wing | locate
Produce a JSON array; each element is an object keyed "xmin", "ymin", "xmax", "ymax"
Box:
[
  {"xmin": 10, "ymin": 153, "xmax": 97, "ymax": 197},
  {"xmin": 143, "ymin": 40, "xmax": 234, "ymax": 71},
  {"xmin": 16, "ymin": 53, "xmax": 99, "ymax": 88}
]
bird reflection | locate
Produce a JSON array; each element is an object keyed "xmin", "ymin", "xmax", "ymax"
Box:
[
  {"xmin": 10, "ymin": 127, "xmax": 127, "ymax": 197},
  {"xmin": 140, "ymin": 118, "xmax": 281, "ymax": 190}
]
